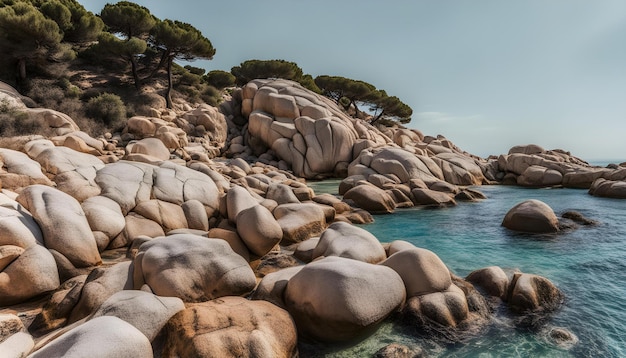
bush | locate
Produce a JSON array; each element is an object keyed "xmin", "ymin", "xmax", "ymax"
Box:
[
  {"xmin": 200, "ymin": 85, "xmax": 221, "ymax": 106},
  {"xmin": 85, "ymin": 92, "xmax": 126, "ymax": 127},
  {"xmin": 0, "ymin": 99, "xmax": 48, "ymax": 137},
  {"xmin": 205, "ymin": 70, "xmax": 235, "ymax": 89}
]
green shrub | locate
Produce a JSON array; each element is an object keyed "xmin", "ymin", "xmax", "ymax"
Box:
[
  {"xmin": 86, "ymin": 92, "xmax": 126, "ymax": 127},
  {"xmin": 200, "ymin": 85, "xmax": 221, "ymax": 106},
  {"xmin": 0, "ymin": 99, "xmax": 47, "ymax": 137},
  {"xmin": 205, "ymin": 70, "xmax": 235, "ymax": 89}
]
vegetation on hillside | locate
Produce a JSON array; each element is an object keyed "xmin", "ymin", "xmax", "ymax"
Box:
[{"xmin": 0, "ymin": 0, "xmax": 412, "ymax": 136}]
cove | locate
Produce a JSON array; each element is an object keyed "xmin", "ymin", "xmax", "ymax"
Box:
[{"xmin": 304, "ymin": 184, "xmax": 626, "ymax": 357}]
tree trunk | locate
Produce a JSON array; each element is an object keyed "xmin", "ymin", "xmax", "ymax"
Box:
[
  {"xmin": 165, "ymin": 56, "xmax": 173, "ymax": 109},
  {"xmin": 146, "ymin": 50, "xmax": 169, "ymax": 81},
  {"xmin": 17, "ymin": 58, "xmax": 26, "ymax": 80},
  {"xmin": 130, "ymin": 56, "xmax": 141, "ymax": 90},
  {"xmin": 370, "ymin": 110, "xmax": 385, "ymax": 125}
]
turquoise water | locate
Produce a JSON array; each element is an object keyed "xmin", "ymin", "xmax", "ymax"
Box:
[{"xmin": 305, "ymin": 184, "xmax": 626, "ymax": 357}]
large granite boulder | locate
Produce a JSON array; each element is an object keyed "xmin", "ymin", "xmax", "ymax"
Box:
[
  {"xmin": 284, "ymin": 256, "xmax": 406, "ymax": 342},
  {"xmin": 311, "ymin": 221, "xmax": 386, "ymax": 263},
  {"xmin": 466, "ymin": 266, "xmax": 509, "ymax": 299},
  {"xmin": 589, "ymin": 178, "xmax": 626, "ymax": 199},
  {"xmin": 381, "ymin": 247, "xmax": 452, "ymax": 297},
  {"xmin": 274, "ymin": 202, "xmax": 327, "ymax": 244},
  {"xmin": 0, "ymin": 148, "xmax": 53, "ymax": 190},
  {"xmin": 132, "ymin": 234, "xmax": 256, "ymax": 302},
  {"xmin": 91, "ymin": 290, "xmax": 185, "ymax": 342},
  {"xmin": 501, "ymin": 199, "xmax": 560, "ymax": 233},
  {"xmin": 29, "ymin": 316, "xmax": 153, "ymax": 358},
  {"xmin": 163, "ymin": 296, "xmax": 298, "ymax": 358},
  {"xmin": 343, "ymin": 184, "xmax": 396, "ymax": 214},
  {"xmin": 506, "ymin": 273, "xmax": 563, "ymax": 313},
  {"xmin": 16, "ymin": 185, "xmax": 101, "ymax": 268}
]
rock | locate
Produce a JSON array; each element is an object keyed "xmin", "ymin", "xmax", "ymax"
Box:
[
  {"xmin": 381, "ymin": 247, "xmax": 452, "ymax": 297},
  {"xmin": 207, "ymin": 227, "xmax": 250, "ymax": 261},
  {"xmin": 501, "ymin": 199, "xmax": 560, "ymax": 233},
  {"xmin": 465, "ymin": 266, "xmax": 509, "ymax": 299},
  {"xmin": 163, "ymin": 297, "xmax": 298, "ymax": 358},
  {"xmin": 509, "ymin": 144, "xmax": 545, "ymax": 155},
  {"xmin": 226, "ymin": 185, "xmax": 259, "ymax": 223},
  {"xmin": 561, "ymin": 211, "xmax": 598, "ymax": 226},
  {"xmin": 110, "ymin": 213, "xmax": 165, "ymax": 249},
  {"xmin": 95, "ymin": 161, "xmax": 156, "ymax": 215},
  {"xmin": 17, "ymin": 185, "xmax": 101, "ymax": 268},
  {"xmin": 274, "ymin": 203, "xmax": 327, "ymax": 244},
  {"xmin": 0, "ymin": 331, "xmax": 34, "ymax": 357},
  {"xmin": 284, "ymin": 256, "xmax": 406, "ymax": 342},
  {"xmin": 29, "ymin": 316, "xmax": 152, "ymax": 358},
  {"xmin": 266, "ymin": 183, "xmax": 300, "ymax": 204},
  {"xmin": 235, "ymin": 205, "xmax": 282, "ymax": 257},
  {"xmin": 91, "ymin": 290, "xmax": 185, "ymax": 342},
  {"xmin": 517, "ymin": 165, "xmax": 563, "ymax": 187},
  {"xmin": 589, "ymin": 178, "xmax": 626, "ymax": 198},
  {"xmin": 506, "ymin": 273, "xmax": 563, "ymax": 313},
  {"xmin": 31, "ymin": 145, "xmax": 104, "ymax": 202},
  {"xmin": 81, "ymin": 196, "xmax": 125, "ymax": 249},
  {"xmin": 0, "ymin": 313, "xmax": 25, "ymax": 343},
  {"xmin": 129, "ymin": 137, "xmax": 170, "ymax": 161},
  {"xmin": 0, "ymin": 245, "xmax": 23, "ymax": 271},
  {"xmin": 343, "ymin": 184, "xmax": 396, "ymax": 214},
  {"xmin": 401, "ymin": 284, "xmax": 469, "ymax": 328},
  {"xmin": 126, "ymin": 116, "xmax": 157, "ymax": 138},
  {"xmin": 547, "ymin": 327, "xmax": 578, "ymax": 349},
  {"xmin": 311, "ymin": 221, "xmax": 386, "ymax": 263},
  {"xmin": 0, "ymin": 243, "xmax": 59, "ymax": 306},
  {"xmin": 133, "ymin": 199, "xmax": 188, "ymax": 232},
  {"xmin": 132, "ymin": 234, "xmax": 256, "ymax": 302},
  {"xmin": 30, "ymin": 275, "xmax": 87, "ymax": 335},
  {"xmin": 254, "ymin": 251, "xmax": 300, "ymax": 277},
  {"xmin": 181, "ymin": 199, "xmax": 209, "ymax": 231},
  {"xmin": 0, "ymin": 148, "xmax": 52, "ymax": 189},
  {"xmin": 374, "ymin": 343, "xmax": 424, "ymax": 358},
  {"xmin": 411, "ymin": 188, "xmax": 456, "ymax": 206},
  {"xmin": 69, "ymin": 262, "xmax": 133, "ymax": 323},
  {"xmin": 293, "ymin": 237, "xmax": 320, "ymax": 263},
  {"xmin": 251, "ymin": 265, "xmax": 304, "ymax": 309}
]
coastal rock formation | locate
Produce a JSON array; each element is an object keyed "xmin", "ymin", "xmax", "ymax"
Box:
[
  {"xmin": 501, "ymin": 199, "xmax": 560, "ymax": 233},
  {"xmin": 589, "ymin": 178, "xmax": 626, "ymax": 198},
  {"xmin": 163, "ymin": 297, "xmax": 298, "ymax": 358},
  {"xmin": 507, "ymin": 272, "xmax": 563, "ymax": 314},
  {"xmin": 311, "ymin": 221, "xmax": 386, "ymax": 263}
]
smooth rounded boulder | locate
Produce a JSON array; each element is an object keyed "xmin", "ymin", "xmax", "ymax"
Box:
[
  {"xmin": 235, "ymin": 205, "xmax": 283, "ymax": 257},
  {"xmin": 16, "ymin": 185, "xmax": 101, "ymax": 268},
  {"xmin": 163, "ymin": 296, "xmax": 298, "ymax": 358},
  {"xmin": 284, "ymin": 256, "xmax": 406, "ymax": 342},
  {"xmin": 466, "ymin": 266, "xmax": 509, "ymax": 299},
  {"xmin": 401, "ymin": 284, "xmax": 469, "ymax": 328},
  {"xmin": 343, "ymin": 184, "xmax": 396, "ymax": 214},
  {"xmin": 91, "ymin": 290, "xmax": 185, "ymax": 342},
  {"xmin": 132, "ymin": 234, "xmax": 256, "ymax": 302},
  {"xmin": 311, "ymin": 221, "xmax": 386, "ymax": 263},
  {"xmin": 381, "ymin": 247, "xmax": 452, "ymax": 297},
  {"xmin": 29, "ymin": 316, "xmax": 153, "ymax": 358},
  {"xmin": 506, "ymin": 273, "xmax": 563, "ymax": 313},
  {"xmin": 501, "ymin": 199, "xmax": 560, "ymax": 233}
]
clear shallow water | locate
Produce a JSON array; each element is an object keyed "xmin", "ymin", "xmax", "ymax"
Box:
[{"xmin": 305, "ymin": 184, "xmax": 626, "ymax": 357}]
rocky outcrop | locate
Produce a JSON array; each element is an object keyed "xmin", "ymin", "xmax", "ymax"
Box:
[
  {"xmin": 589, "ymin": 178, "xmax": 626, "ymax": 198},
  {"xmin": 501, "ymin": 199, "xmax": 560, "ymax": 233}
]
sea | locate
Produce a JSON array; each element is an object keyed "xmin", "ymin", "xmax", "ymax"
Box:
[{"xmin": 304, "ymin": 180, "xmax": 626, "ymax": 357}]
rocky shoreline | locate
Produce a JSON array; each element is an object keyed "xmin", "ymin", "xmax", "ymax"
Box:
[{"xmin": 0, "ymin": 79, "xmax": 617, "ymax": 356}]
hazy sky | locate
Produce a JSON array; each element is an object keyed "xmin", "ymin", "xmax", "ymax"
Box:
[{"xmin": 84, "ymin": 1, "xmax": 626, "ymax": 161}]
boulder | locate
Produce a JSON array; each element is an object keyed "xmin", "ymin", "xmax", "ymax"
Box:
[
  {"xmin": 274, "ymin": 203, "xmax": 327, "ymax": 244},
  {"xmin": 589, "ymin": 178, "xmax": 626, "ymax": 199},
  {"xmin": 465, "ymin": 266, "xmax": 509, "ymax": 299},
  {"xmin": 381, "ymin": 247, "xmax": 452, "ymax": 297},
  {"xmin": 81, "ymin": 196, "xmax": 125, "ymax": 248},
  {"xmin": 226, "ymin": 185, "xmax": 259, "ymax": 223},
  {"xmin": 401, "ymin": 284, "xmax": 469, "ymax": 327},
  {"xmin": 506, "ymin": 273, "xmax": 563, "ymax": 313},
  {"xmin": 0, "ymin": 331, "xmax": 34, "ymax": 357},
  {"xmin": 0, "ymin": 245, "xmax": 60, "ymax": 306},
  {"xmin": 411, "ymin": 188, "xmax": 456, "ymax": 206},
  {"xmin": 29, "ymin": 316, "xmax": 152, "ymax": 358},
  {"xmin": 517, "ymin": 165, "xmax": 563, "ymax": 187},
  {"xmin": 163, "ymin": 297, "xmax": 298, "ymax": 358},
  {"xmin": 235, "ymin": 205, "xmax": 282, "ymax": 257},
  {"xmin": 91, "ymin": 290, "xmax": 185, "ymax": 342},
  {"xmin": 132, "ymin": 234, "xmax": 256, "ymax": 302},
  {"xmin": 129, "ymin": 137, "xmax": 170, "ymax": 161},
  {"xmin": 501, "ymin": 199, "xmax": 560, "ymax": 233},
  {"xmin": 29, "ymin": 275, "xmax": 87, "ymax": 335},
  {"xmin": 343, "ymin": 184, "xmax": 396, "ymax": 214},
  {"xmin": 293, "ymin": 237, "xmax": 320, "ymax": 263},
  {"xmin": 251, "ymin": 265, "xmax": 304, "ymax": 309},
  {"xmin": 17, "ymin": 185, "xmax": 101, "ymax": 268},
  {"xmin": 284, "ymin": 256, "xmax": 405, "ymax": 342},
  {"xmin": 374, "ymin": 343, "xmax": 424, "ymax": 358},
  {"xmin": 311, "ymin": 221, "xmax": 386, "ymax": 263},
  {"xmin": 0, "ymin": 313, "xmax": 25, "ymax": 342},
  {"xmin": 133, "ymin": 199, "xmax": 188, "ymax": 232},
  {"xmin": 69, "ymin": 261, "xmax": 133, "ymax": 323}
]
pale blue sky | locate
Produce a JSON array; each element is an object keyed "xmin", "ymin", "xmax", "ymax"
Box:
[{"xmin": 84, "ymin": 1, "xmax": 626, "ymax": 161}]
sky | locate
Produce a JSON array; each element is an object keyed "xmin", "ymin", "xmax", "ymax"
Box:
[{"xmin": 83, "ymin": 1, "xmax": 626, "ymax": 161}]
